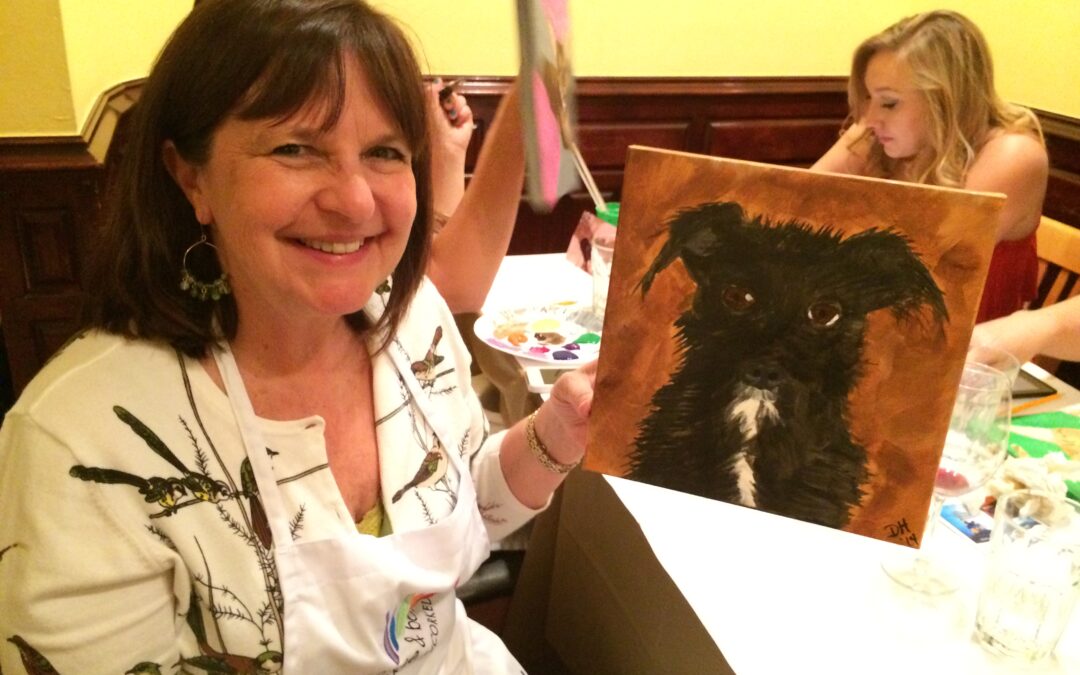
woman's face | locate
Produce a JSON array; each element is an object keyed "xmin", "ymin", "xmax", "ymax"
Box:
[
  {"xmin": 175, "ymin": 55, "xmax": 417, "ymax": 328},
  {"xmin": 862, "ymin": 50, "xmax": 932, "ymax": 161}
]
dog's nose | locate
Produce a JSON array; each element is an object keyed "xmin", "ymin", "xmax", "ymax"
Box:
[{"xmin": 744, "ymin": 363, "xmax": 782, "ymax": 390}]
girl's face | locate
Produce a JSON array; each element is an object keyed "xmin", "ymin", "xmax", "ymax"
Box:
[
  {"xmin": 172, "ymin": 55, "xmax": 417, "ymax": 330},
  {"xmin": 862, "ymin": 50, "xmax": 932, "ymax": 161}
]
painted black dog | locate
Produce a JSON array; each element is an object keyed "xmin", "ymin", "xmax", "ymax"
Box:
[{"xmin": 628, "ymin": 201, "xmax": 947, "ymax": 529}]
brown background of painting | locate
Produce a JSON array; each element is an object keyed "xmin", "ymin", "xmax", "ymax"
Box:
[{"xmin": 584, "ymin": 146, "xmax": 1004, "ymax": 544}]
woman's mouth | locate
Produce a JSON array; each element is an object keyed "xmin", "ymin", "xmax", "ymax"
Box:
[{"xmin": 299, "ymin": 238, "xmax": 366, "ymax": 254}]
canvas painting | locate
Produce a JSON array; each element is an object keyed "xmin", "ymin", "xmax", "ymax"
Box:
[
  {"xmin": 584, "ymin": 146, "xmax": 1004, "ymax": 547},
  {"xmin": 516, "ymin": 0, "xmax": 579, "ymax": 211}
]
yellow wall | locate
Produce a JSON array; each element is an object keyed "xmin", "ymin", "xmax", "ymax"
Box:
[
  {"xmin": 0, "ymin": 0, "xmax": 75, "ymax": 135},
  {"xmin": 382, "ymin": 0, "xmax": 1079, "ymax": 117},
  {"xmin": 58, "ymin": 0, "xmax": 192, "ymax": 134},
  {"xmin": 1, "ymin": 0, "xmax": 1077, "ymax": 137}
]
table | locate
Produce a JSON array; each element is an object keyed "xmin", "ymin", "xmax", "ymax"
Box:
[
  {"xmin": 1014, "ymin": 361, "xmax": 1080, "ymax": 415},
  {"xmin": 606, "ymin": 475, "xmax": 1078, "ymax": 674}
]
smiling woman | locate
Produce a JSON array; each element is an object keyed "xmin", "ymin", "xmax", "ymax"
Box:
[
  {"xmin": 0, "ymin": 1, "xmax": 594, "ymax": 672},
  {"xmin": 812, "ymin": 10, "xmax": 1049, "ymax": 324}
]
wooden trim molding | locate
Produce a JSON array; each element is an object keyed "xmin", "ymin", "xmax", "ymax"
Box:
[
  {"xmin": 1, "ymin": 76, "xmax": 1079, "ymax": 403},
  {"xmin": 82, "ymin": 79, "xmax": 143, "ymax": 164}
]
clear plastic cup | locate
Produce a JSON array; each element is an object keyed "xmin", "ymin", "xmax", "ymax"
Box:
[{"xmin": 974, "ymin": 489, "xmax": 1080, "ymax": 663}]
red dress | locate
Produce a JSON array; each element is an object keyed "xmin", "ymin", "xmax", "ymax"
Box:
[{"xmin": 976, "ymin": 231, "xmax": 1038, "ymax": 323}]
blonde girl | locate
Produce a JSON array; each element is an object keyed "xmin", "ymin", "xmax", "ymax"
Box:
[{"xmin": 813, "ymin": 10, "xmax": 1048, "ymax": 322}]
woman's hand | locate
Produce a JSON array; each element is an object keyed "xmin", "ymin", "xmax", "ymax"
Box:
[
  {"xmin": 427, "ymin": 79, "xmax": 474, "ymax": 223},
  {"xmin": 971, "ymin": 310, "xmax": 1043, "ymax": 366},
  {"xmin": 533, "ymin": 360, "xmax": 597, "ymax": 467},
  {"xmin": 429, "ymin": 79, "xmax": 474, "ymax": 155},
  {"xmin": 499, "ymin": 360, "xmax": 597, "ymax": 509}
]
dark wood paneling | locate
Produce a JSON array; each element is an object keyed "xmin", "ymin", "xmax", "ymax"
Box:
[
  {"xmin": 1, "ymin": 76, "xmax": 1079, "ymax": 403},
  {"xmin": 579, "ymin": 122, "xmax": 694, "ymax": 167},
  {"xmin": 2, "ymin": 292, "xmax": 85, "ymax": 392},
  {"xmin": 1041, "ymin": 112, "xmax": 1080, "ymax": 226},
  {"xmin": 18, "ymin": 207, "xmax": 81, "ymax": 289},
  {"xmin": 0, "ymin": 169, "xmax": 98, "ymax": 402},
  {"xmin": 707, "ymin": 119, "xmax": 842, "ymax": 165}
]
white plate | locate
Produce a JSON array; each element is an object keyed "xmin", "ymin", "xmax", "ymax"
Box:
[{"xmin": 473, "ymin": 303, "xmax": 602, "ymax": 364}]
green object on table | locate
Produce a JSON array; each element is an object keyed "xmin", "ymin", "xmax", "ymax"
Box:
[
  {"xmin": 1009, "ymin": 411, "xmax": 1080, "ymax": 500},
  {"xmin": 1012, "ymin": 411, "xmax": 1080, "ymax": 430},
  {"xmin": 597, "ymin": 202, "xmax": 619, "ymax": 227},
  {"xmin": 1008, "ymin": 431, "xmax": 1061, "ymax": 459}
]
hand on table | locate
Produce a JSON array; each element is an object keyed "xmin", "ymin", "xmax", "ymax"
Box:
[{"xmin": 971, "ymin": 309, "xmax": 1046, "ymax": 367}]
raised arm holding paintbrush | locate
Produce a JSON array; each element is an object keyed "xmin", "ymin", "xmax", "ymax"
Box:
[{"xmin": 426, "ymin": 80, "xmax": 527, "ymax": 313}]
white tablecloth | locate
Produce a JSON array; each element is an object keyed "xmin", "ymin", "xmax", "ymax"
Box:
[{"xmin": 607, "ymin": 473, "xmax": 1079, "ymax": 674}]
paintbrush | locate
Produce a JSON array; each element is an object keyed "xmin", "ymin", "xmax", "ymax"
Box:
[
  {"xmin": 1012, "ymin": 392, "xmax": 1063, "ymax": 416},
  {"xmin": 437, "ymin": 79, "xmax": 461, "ymax": 104},
  {"xmin": 569, "ymin": 142, "xmax": 606, "ymax": 212}
]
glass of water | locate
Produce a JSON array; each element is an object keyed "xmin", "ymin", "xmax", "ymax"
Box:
[{"xmin": 974, "ymin": 489, "xmax": 1080, "ymax": 663}]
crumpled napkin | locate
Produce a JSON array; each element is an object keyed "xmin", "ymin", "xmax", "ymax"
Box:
[{"xmin": 987, "ymin": 453, "xmax": 1080, "ymax": 499}]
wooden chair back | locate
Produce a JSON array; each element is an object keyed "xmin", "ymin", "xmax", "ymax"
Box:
[
  {"xmin": 1032, "ymin": 216, "xmax": 1080, "ymax": 310},
  {"xmin": 1032, "ymin": 217, "xmax": 1080, "ymax": 382}
]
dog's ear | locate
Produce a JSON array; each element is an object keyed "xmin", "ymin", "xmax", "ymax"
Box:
[
  {"xmin": 637, "ymin": 202, "xmax": 746, "ymax": 296},
  {"xmin": 837, "ymin": 228, "xmax": 949, "ymax": 324}
]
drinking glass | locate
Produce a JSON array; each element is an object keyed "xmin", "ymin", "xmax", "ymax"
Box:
[
  {"xmin": 974, "ymin": 489, "xmax": 1080, "ymax": 662},
  {"xmin": 882, "ymin": 350, "xmax": 1017, "ymax": 594}
]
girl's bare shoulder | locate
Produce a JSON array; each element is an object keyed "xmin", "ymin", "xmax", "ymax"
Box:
[{"xmin": 977, "ymin": 129, "xmax": 1047, "ymax": 168}]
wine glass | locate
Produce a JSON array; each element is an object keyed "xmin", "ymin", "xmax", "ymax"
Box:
[{"xmin": 882, "ymin": 348, "xmax": 1018, "ymax": 595}]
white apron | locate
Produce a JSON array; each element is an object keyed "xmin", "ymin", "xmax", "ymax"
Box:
[{"xmin": 213, "ymin": 343, "xmax": 524, "ymax": 673}]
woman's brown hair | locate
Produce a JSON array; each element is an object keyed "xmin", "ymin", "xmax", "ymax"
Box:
[{"xmin": 86, "ymin": 0, "xmax": 432, "ymax": 355}]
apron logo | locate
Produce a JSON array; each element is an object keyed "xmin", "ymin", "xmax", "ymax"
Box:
[{"xmin": 383, "ymin": 592, "xmax": 435, "ymax": 664}]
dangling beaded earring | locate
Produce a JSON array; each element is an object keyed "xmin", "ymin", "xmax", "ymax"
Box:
[{"xmin": 179, "ymin": 230, "xmax": 231, "ymax": 301}]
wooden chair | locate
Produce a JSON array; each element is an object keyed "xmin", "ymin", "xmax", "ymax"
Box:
[
  {"xmin": 1032, "ymin": 216, "xmax": 1080, "ymax": 310},
  {"xmin": 1031, "ymin": 216, "xmax": 1080, "ymax": 383}
]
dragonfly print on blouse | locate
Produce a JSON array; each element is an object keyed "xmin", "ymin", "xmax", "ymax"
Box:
[
  {"xmin": 57, "ymin": 352, "xmax": 300, "ymax": 668},
  {"xmin": 70, "ymin": 406, "xmax": 230, "ymax": 518}
]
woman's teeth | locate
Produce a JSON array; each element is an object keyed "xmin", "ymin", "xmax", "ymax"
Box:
[{"xmin": 301, "ymin": 238, "xmax": 364, "ymax": 254}]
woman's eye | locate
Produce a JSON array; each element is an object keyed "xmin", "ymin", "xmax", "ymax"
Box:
[
  {"xmin": 367, "ymin": 146, "xmax": 409, "ymax": 163},
  {"xmin": 881, "ymin": 100, "xmax": 898, "ymax": 110},
  {"xmin": 721, "ymin": 285, "xmax": 755, "ymax": 312},
  {"xmin": 271, "ymin": 144, "xmax": 304, "ymax": 157},
  {"xmin": 807, "ymin": 301, "xmax": 842, "ymax": 328}
]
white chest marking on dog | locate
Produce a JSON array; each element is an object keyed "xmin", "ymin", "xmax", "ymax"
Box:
[
  {"xmin": 732, "ymin": 451, "xmax": 757, "ymax": 507},
  {"xmin": 726, "ymin": 386, "xmax": 780, "ymax": 507}
]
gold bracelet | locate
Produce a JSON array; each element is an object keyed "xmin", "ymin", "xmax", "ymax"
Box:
[
  {"xmin": 432, "ymin": 210, "xmax": 450, "ymax": 232},
  {"xmin": 525, "ymin": 410, "xmax": 579, "ymax": 474}
]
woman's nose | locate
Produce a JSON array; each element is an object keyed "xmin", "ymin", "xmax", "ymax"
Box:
[{"xmin": 315, "ymin": 170, "xmax": 376, "ymax": 222}]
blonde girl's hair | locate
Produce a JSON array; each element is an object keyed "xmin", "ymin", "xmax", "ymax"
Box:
[{"xmin": 845, "ymin": 10, "xmax": 1043, "ymax": 187}]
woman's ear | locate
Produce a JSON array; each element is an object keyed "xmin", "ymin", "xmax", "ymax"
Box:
[{"xmin": 162, "ymin": 141, "xmax": 212, "ymax": 224}]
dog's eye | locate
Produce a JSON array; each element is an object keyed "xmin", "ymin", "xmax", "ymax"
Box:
[
  {"xmin": 721, "ymin": 285, "xmax": 755, "ymax": 312},
  {"xmin": 807, "ymin": 301, "xmax": 842, "ymax": 328}
]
